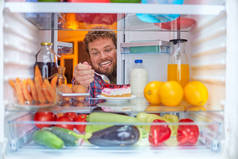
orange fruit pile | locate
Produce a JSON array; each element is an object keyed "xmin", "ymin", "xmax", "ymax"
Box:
[{"xmin": 144, "ymin": 80, "xmax": 208, "ymax": 108}]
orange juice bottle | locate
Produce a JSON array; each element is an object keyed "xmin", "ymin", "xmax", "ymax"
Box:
[{"xmin": 168, "ymin": 39, "xmax": 190, "ymax": 87}]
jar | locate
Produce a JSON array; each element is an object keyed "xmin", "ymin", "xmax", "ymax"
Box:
[{"xmin": 35, "ymin": 42, "xmax": 58, "ymax": 80}]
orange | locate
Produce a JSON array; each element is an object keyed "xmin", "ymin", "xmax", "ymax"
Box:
[
  {"xmin": 159, "ymin": 81, "xmax": 183, "ymax": 107},
  {"xmin": 184, "ymin": 81, "xmax": 208, "ymax": 106},
  {"xmin": 144, "ymin": 81, "xmax": 163, "ymax": 105}
]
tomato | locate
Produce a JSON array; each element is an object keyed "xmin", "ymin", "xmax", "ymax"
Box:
[
  {"xmin": 63, "ymin": 112, "xmax": 78, "ymax": 121},
  {"xmin": 177, "ymin": 118, "xmax": 199, "ymax": 146},
  {"xmin": 75, "ymin": 114, "xmax": 87, "ymax": 134},
  {"xmin": 34, "ymin": 111, "xmax": 55, "ymax": 128},
  {"xmin": 55, "ymin": 116, "xmax": 74, "ymax": 130},
  {"xmin": 149, "ymin": 119, "xmax": 171, "ymax": 146}
]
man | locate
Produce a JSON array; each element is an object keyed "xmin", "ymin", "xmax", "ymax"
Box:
[{"xmin": 73, "ymin": 29, "xmax": 117, "ymax": 105}]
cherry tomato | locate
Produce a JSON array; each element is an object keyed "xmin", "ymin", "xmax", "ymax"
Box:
[
  {"xmin": 149, "ymin": 119, "xmax": 171, "ymax": 146},
  {"xmin": 55, "ymin": 116, "xmax": 74, "ymax": 130},
  {"xmin": 75, "ymin": 114, "xmax": 87, "ymax": 134},
  {"xmin": 177, "ymin": 118, "xmax": 199, "ymax": 146},
  {"xmin": 34, "ymin": 111, "xmax": 55, "ymax": 129},
  {"xmin": 63, "ymin": 112, "xmax": 78, "ymax": 121}
]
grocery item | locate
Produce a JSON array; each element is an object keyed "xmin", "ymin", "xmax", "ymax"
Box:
[
  {"xmin": 49, "ymin": 127, "xmax": 80, "ymax": 146},
  {"xmin": 167, "ymin": 39, "xmax": 190, "ymax": 87},
  {"xmin": 130, "ymin": 59, "xmax": 148, "ymax": 97},
  {"xmin": 27, "ymin": 78, "xmax": 38, "ymax": 102},
  {"xmin": 34, "ymin": 111, "xmax": 56, "ymax": 128},
  {"xmin": 63, "ymin": 112, "xmax": 78, "ymax": 121},
  {"xmin": 87, "ymin": 112, "xmax": 139, "ymax": 133},
  {"xmin": 101, "ymin": 84, "xmax": 131, "ymax": 97},
  {"xmin": 55, "ymin": 116, "xmax": 74, "ymax": 130},
  {"xmin": 130, "ymin": 59, "xmax": 148, "ymax": 109},
  {"xmin": 74, "ymin": 114, "xmax": 87, "ymax": 134},
  {"xmin": 144, "ymin": 81, "xmax": 163, "ymax": 105},
  {"xmin": 14, "ymin": 78, "xmax": 26, "ymax": 105},
  {"xmin": 55, "ymin": 66, "xmax": 67, "ymax": 86},
  {"xmin": 167, "ymin": 64, "xmax": 189, "ymax": 87},
  {"xmin": 88, "ymin": 125, "xmax": 140, "ymax": 147},
  {"xmin": 177, "ymin": 118, "xmax": 199, "ymax": 146},
  {"xmin": 184, "ymin": 81, "xmax": 208, "ymax": 106},
  {"xmin": 159, "ymin": 81, "xmax": 183, "ymax": 106},
  {"xmin": 149, "ymin": 119, "xmax": 171, "ymax": 146},
  {"xmin": 33, "ymin": 130, "xmax": 64, "ymax": 149},
  {"xmin": 35, "ymin": 42, "xmax": 58, "ymax": 80}
]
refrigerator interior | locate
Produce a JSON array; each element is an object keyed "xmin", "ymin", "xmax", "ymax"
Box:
[{"xmin": 1, "ymin": 1, "xmax": 233, "ymax": 159}]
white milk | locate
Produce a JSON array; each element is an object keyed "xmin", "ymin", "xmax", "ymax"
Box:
[{"xmin": 130, "ymin": 59, "xmax": 148, "ymax": 110}]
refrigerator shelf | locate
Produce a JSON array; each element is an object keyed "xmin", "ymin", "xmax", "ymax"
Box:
[{"xmin": 4, "ymin": 2, "xmax": 225, "ymax": 15}]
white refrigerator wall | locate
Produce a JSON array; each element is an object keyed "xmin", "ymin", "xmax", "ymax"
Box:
[{"xmin": 3, "ymin": 11, "xmax": 51, "ymax": 104}]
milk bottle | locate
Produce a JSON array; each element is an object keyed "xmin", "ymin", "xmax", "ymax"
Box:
[{"xmin": 130, "ymin": 59, "xmax": 148, "ymax": 111}]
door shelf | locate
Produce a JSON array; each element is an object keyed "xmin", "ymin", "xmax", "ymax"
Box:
[{"xmin": 121, "ymin": 40, "xmax": 170, "ymax": 54}]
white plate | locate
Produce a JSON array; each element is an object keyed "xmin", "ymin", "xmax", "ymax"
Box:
[
  {"xmin": 97, "ymin": 101, "xmax": 134, "ymax": 112},
  {"xmin": 97, "ymin": 95, "xmax": 136, "ymax": 101},
  {"xmin": 58, "ymin": 92, "xmax": 90, "ymax": 97}
]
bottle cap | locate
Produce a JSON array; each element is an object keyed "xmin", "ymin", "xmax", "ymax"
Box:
[
  {"xmin": 41, "ymin": 42, "xmax": 52, "ymax": 46},
  {"xmin": 135, "ymin": 59, "xmax": 143, "ymax": 64},
  {"xmin": 169, "ymin": 39, "xmax": 187, "ymax": 45}
]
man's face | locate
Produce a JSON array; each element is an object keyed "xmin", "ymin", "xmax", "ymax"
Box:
[{"xmin": 88, "ymin": 38, "xmax": 117, "ymax": 76}]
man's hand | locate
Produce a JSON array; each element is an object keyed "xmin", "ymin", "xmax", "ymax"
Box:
[{"xmin": 73, "ymin": 61, "xmax": 95, "ymax": 88}]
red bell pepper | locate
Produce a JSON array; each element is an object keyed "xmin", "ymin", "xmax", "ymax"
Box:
[
  {"xmin": 177, "ymin": 118, "xmax": 199, "ymax": 146},
  {"xmin": 75, "ymin": 114, "xmax": 87, "ymax": 134},
  {"xmin": 149, "ymin": 119, "xmax": 171, "ymax": 146}
]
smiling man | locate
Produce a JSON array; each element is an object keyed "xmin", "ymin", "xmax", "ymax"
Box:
[{"xmin": 73, "ymin": 29, "xmax": 117, "ymax": 105}]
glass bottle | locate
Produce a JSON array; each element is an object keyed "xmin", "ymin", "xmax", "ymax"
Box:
[
  {"xmin": 167, "ymin": 39, "xmax": 190, "ymax": 87},
  {"xmin": 56, "ymin": 66, "xmax": 67, "ymax": 86},
  {"xmin": 35, "ymin": 42, "xmax": 58, "ymax": 80}
]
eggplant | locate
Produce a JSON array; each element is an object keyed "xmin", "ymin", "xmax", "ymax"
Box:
[{"xmin": 88, "ymin": 125, "xmax": 140, "ymax": 147}]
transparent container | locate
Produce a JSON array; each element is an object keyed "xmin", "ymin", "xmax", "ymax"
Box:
[
  {"xmin": 6, "ymin": 110, "xmax": 223, "ymax": 153},
  {"xmin": 167, "ymin": 39, "xmax": 190, "ymax": 87},
  {"xmin": 35, "ymin": 42, "xmax": 58, "ymax": 80}
]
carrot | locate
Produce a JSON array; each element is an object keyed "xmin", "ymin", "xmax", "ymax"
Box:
[
  {"xmin": 27, "ymin": 78, "xmax": 38, "ymax": 103},
  {"xmin": 15, "ymin": 78, "xmax": 25, "ymax": 105},
  {"xmin": 44, "ymin": 79, "xmax": 56, "ymax": 103},
  {"xmin": 51, "ymin": 75, "xmax": 57, "ymax": 89},
  {"xmin": 22, "ymin": 79, "xmax": 33, "ymax": 104},
  {"xmin": 34, "ymin": 65, "xmax": 43, "ymax": 86},
  {"xmin": 35, "ymin": 78, "xmax": 46, "ymax": 104},
  {"xmin": 8, "ymin": 80, "xmax": 16, "ymax": 90},
  {"xmin": 42, "ymin": 81, "xmax": 53, "ymax": 103}
]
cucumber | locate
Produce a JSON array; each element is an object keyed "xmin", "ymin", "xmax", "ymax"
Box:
[
  {"xmin": 49, "ymin": 127, "xmax": 82, "ymax": 146},
  {"xmin": 86, "ymin": 112, "xmax": 139, "ymax": 135},
  {"xmin": 33, "ymin": 129, "xmax": 64, "ymax": 149}
]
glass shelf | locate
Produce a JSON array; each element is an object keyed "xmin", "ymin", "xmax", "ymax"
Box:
[{"xmin": 20, "ymin": 12, "xmax": 204, "ymax": 31}]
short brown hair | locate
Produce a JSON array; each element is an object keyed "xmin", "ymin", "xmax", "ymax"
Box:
[{"xmin": 84, "ymin": 29, "xmax": 117, "ymax": 54}]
